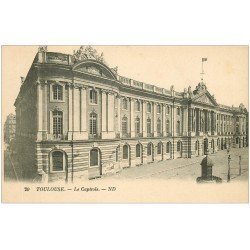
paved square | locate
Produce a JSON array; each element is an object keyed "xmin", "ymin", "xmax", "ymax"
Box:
[{"xmin": 102, "ymin": 148, "xmax": 249, "ymax": 182}]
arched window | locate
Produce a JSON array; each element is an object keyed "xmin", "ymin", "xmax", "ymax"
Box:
[
  {"xmin": 157, "ymin": 118, "xmax": 161, "ymax": 134},
  {"xmin": 135, "ymin": 117, "xmax": 140, "ymax": 134},
  {"xmin": 147, "ymin": 143, "xmax": 152, "ymax": 156},
  {"xmin": 147, "ymin": 118, "xmax": 151, "ymax": 135},
  {"xmin": 136, "ymin": 144, "xmax": 141, "ymax": 158},
  {"xmin": 90, "ymin": 89, "xmax": 97, "ymax": 104},
  {"xmin": 166, "ymin": 119, "xmax": 170, "ymax": 133},
  {"xmin": 177, "ymin": 141, "xmax": 182, "ymax": 152},
  {"xmin": 122, "ymin": 98, "xmax": 128, "ymax": 110},
  {"xmin": 135, "ymin": 100, "xmax": 140, "ymax": 111},
  {"xmin": 166, "ymin": 142, "xmax": 170, "ymax": 153},
  {"xmin": 52, "ymin": 151, "xmax": 64, "ymax": 171},
  {"xmin": 176, "ymin": 120, "xmax": 180, "ymax": 134},
  {"xmin": 157, "ymin": 104, "xmax": 161, "ymax": 114},
  {"xmin": 157, "ymin": 142, "xmax": 162, "ymax": 154},
  {"xmin": 123, "ymin": 144, "xmax": 129, "ymax": 159},
  {"xmin": 89, "ymin": 112, "xmax": 97, "ymax": 135},
  {"xmin": 122, "ymin": 116, "xmax": 128, "ymax": 135},
  {"xmin": 90, "ymin": 148, "xmax": 99, "ymax": 166},
  {"xmin": 53, "ymin": 84, "xmax": 63, "ymax": 100},
  {"xmin": 147, "ymin": 103, "xmax": 152, "ymax": 113},
  {"xmin": 52, "ymin": 110, "xmax": 63, "ymax": 135}
]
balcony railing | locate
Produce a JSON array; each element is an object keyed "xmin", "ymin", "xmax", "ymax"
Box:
[
  {"xmin": 89, "ymin": 133, "xmax": 101, "ymax": 140},
  {"xmin": 121, "ymin": 133, "xmax": 131, "ymax": 138},
  {"xmin": 52, "ymin": 134, "xmax": 68, "ymax": 140},
  {"xmin": 147, "ymin": 132, "xmax": 154, "ymax": 138},
  {"xmin": 135, "ymin": 133, "xmax": 143, "ymax": 138}
]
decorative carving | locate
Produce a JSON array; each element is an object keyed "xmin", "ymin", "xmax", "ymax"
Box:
[
  {"xmin": 195, "ymin": 94, "xmax": 214, "ymax": 106},
  {"xmin": 73, "ymin": 46, "xmax": 107, "ymax": 64},
  {"xmin": 194, "ymin": 82, "xmax": 207, "ymax": 94},
  {"xmin": 38, "ymin": 46, "xmax": 48, "ymax": 52},
  {"xmin": 112, "ymin": 66, "xmax": 118, "ymax": 73}
]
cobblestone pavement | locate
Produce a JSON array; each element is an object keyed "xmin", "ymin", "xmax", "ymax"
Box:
[{"xmin": 102, "ymin": 148, "xmax": 249, "ymax": 182}]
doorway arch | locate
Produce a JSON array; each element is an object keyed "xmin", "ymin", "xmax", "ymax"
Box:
[
  {"xmin": 177, "ymin": 141, "xmax": 182, "ymax": 158},
  {"xmin": 89, "ymin": 147, "xmax": 102, "ymax": 175},
  {"xmin": 147, "ymin": 142, "xmax": 154, "ymax": 162}
]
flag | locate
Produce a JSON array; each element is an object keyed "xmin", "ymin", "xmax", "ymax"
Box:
[{"xmin": 202, "ymin": 58, "xmax": 207, "ymax": 62}]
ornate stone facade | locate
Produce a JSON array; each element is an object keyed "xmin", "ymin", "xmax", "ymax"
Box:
[{"xmin": 14, "ymin": 46, "xmax": 248, "ymax": 181}]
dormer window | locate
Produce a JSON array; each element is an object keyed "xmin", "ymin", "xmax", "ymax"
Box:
[
  {"xmin": 53, "ymin": 84, "xmax": 63, "ymax": 101},
  {"xmin": 90, "ymin": 89, "xmax": 97, "ymax": 104}
]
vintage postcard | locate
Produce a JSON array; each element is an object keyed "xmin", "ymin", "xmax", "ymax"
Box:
[{"xmin": 1, "ymin": 45, "xmax": 248, "ymax": 203}]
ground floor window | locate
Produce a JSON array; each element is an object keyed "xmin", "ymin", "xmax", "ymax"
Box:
[
  {"xmin": 52, "ymin": 151, "xmax": 64, "ymax": 171},
  {"xmin": 147, "ymin": 143, "xmax": 152, "ymax": 156},
  {"xmin": 157, "ymin": 142, "xmax": 162, "ymax": 154},
  {"xmin": 90, "ymin": 148, "xmax": 99, "ymax": 166},
  {"xmin": 166, "ymin": 142, "xmax": 170, "ymax": 153},
  {"xmin": 136, "ymin": 144, "xmax": 141, "ymax": 158},
  {"xmin": 123, "ymin": 145, "xmax": 129, "ymax": 159},
  {"xmin": 177, "ymin": 141, "xmax": 182, "ymax": 152}
]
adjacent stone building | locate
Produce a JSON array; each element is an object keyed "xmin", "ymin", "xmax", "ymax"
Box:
[
  {"xmin": 14, "ymin": 46, "xmax": 248, "ymax": 181},
  {"xmin": 4, "ymin": 113, "xmax": 16, "ymax": 144}
]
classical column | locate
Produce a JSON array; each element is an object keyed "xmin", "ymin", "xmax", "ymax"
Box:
[
  {"xmin": 80, "ymin": 87, "xmax": 88, "ymax": 139},
  {"xmin": 68, "ymin": 84, "xmax": 73, "ymax": 140},
  {"xmin": 101, "ymin": 90, "xmax": 107, "ymax": 135},
  {"xmin": 130, "ymin": 98, "xmax": 135, "ymax": 137},
  {"xmin": 37, "ymin": 81, "xmax": 43, "ymax": 140},
  {"xmin": 162, "ymin": 104, "xmax": 166, "ymax": 136},
  {"xmin": 183, "ymin": 106, "xmax": 188, "ymax": 135},
  {"xmin": 43, "ymin": 82, "xmax": 48, "ymax": 134},
  {"xmin": 153, "ymin": 102, "xmax": 157, "ymax": 136},
  {"xmin": 142, "ymin": 101, "xmax": 147, "ymax": 137},
  {"xmin": 107, "ymin": 92, "xmax": 115, "ymax": 137},
  {"xmin": 197, "ymin": 108, "xmax": 200, "ymax": 133},
  {"xmin": 73, "ymin": 87, "xmax": 80, "ymax": 133},
  {"xmin": 117, "ymin": 95, "xmax": 121, "ymax": 135}
]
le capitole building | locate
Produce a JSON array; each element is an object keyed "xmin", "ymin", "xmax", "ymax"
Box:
[{"xmin": 14, "ymin": 46, "xmax": 248, "ymax": 181}]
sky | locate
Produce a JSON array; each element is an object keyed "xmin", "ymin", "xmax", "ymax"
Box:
[{"xmin": 2, "ymin": 45, "xmax": 248, "ymax": 122}]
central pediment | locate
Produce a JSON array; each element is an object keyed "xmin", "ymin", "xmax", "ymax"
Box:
[
  {"xmin": 73, "ymin": 60, "xmax": 117, "ymax": 80},
  {"xmin": 192, "ymin": 91, "xmax": 218, "ymax": 106}
]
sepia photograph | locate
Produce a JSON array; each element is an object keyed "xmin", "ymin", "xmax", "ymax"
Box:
[{"xmin": 1, "ymin": 45, "xmax": 249, "ymax": 203}]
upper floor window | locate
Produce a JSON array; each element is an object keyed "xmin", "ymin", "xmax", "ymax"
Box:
[
  {"xmin": 53, "ymin": 110, "xmax": 63, "ymax": 135},
  {"xmin": 135, "ymin": 100, "xmax": 140, "ymax": 111},
  {"xmin": 157, "ymin": 118, "xmax": 161, "ymax": 134},
  {"xmin": 90, "ymin": 89, "xmax": 97, "ymax": 104},
  {"xmin": 166, "ymin": 119, "xmax": 170, "ymax": 133},
  {"xmin": 157, "ymin": 104, "xmax": 161, "ymax": 114},
  {"xmin": 176, "ymin": 120, "xmax": 180, "ymax": 134},
  {"xmin": 122, "ymin": 116, "xmax": 128, "ymax": 135},
  {"xmin": 89, "ymin": 112, "xmax": 97, "ymax": 135},
  {"xmin": 166, "ymin": 105, "xmax": 170, "ymax": 115},
  {"xmin": 147, "ymin": 118, "xmax": 151, "ymax": 134},
  {"xmin": 177, "ymin": 107, "xmax": 180, "ymax": 116},
  {"xmin": 53, "ymin": 85, "xmax": 63, "ymax": 101},
  {"xmin": 135, "ymin": 117, "xmax": 140, "ymax": 134},
  {"xmin": 122, "ymin": 98, "xmax": 128, "ymax": 110},
  {"xmin": 147, "ymin": 103, "xmax": 152, "ymax": 113}
]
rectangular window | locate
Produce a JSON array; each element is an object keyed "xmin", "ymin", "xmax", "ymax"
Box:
[{"xmin": 53, "ymin": 85, "xmax": 63, "ymax": 101}]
